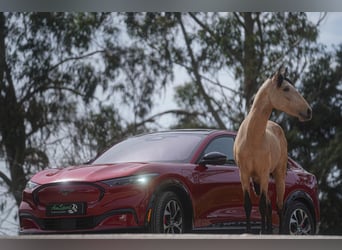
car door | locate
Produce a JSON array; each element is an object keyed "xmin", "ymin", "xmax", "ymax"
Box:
[{"xmin": 191, "ymin": 136, "xmax": 247, "ymax": 229}]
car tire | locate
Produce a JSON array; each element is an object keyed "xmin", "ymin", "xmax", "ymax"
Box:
[
  {"xmin": 283, "ymin": 201, "xmax": 315, "ymax": 235},
  {"xmin": 149, "ymin": 191, "xmax": 185, "ymax": 233}
]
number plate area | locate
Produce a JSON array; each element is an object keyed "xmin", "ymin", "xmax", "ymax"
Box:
[{"xmin": 46, "ymin": 202, "xmax": 86, "ymax": 216}]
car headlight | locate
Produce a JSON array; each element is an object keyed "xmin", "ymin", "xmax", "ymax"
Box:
[
  {"xmin": 25, "ymin": 180, "xmax": 40, "ymax": 191},
  {"xmin": 101, "ymin": 173, "xmax": 159, "ymax": 187}
]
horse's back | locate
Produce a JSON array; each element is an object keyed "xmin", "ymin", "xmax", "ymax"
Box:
[
  {"xmin": 266, "ymin": 120, "xmax": 283, "ymax": 134},
  {"xmin": 266, "ymin": 121, "xmax": 287, "ymax": 146}
]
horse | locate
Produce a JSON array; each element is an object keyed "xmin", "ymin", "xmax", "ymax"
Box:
[{"xmin": 233, "ymin": 67, "xmax": 312, "ymax": 234}]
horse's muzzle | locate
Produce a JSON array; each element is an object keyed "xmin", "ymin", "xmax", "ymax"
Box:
[{"xmin": 299, "ymin": 108, "xmax": 312, "ymax": 121}]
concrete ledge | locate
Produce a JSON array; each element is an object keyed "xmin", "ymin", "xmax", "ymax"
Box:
[
  {"xmin": 2, "ymin": 234, "xmax": 342, "ymax": 250},
  {"xmin": 7, "ymin": 233, "xmax": 342, "ymax": 239}
]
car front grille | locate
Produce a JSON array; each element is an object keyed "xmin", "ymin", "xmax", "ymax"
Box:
[{"xmin": 33, "ymin": 182, "xmax": 105, "ymax": 206}]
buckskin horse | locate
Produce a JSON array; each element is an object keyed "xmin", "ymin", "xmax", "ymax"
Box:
[{"xmin": 233, "ymin": 67, "xmax": 312, "ymax": 234}]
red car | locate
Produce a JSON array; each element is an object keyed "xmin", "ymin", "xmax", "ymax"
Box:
[{"xmin": 19, "ymin": 129, "xmax": 320, "ymax": 235}]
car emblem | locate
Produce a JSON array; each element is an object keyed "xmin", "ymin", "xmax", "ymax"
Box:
[
  {"xmin": 68, "ymin": 203, "xmax": 79, "ymax": 214},
  {"xmin": 59, "ymin": 189, "xmax": 74, "ymax": 196}
]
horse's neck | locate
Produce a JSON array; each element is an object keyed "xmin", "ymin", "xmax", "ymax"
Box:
[{"xmin": 246, "ymin": 82, "xmax": 273, "ymax": 143}]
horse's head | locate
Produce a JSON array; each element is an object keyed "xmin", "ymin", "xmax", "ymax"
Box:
[{"xmin": 269, "ymin": 67, "xmax": 312, "ymax": 122}]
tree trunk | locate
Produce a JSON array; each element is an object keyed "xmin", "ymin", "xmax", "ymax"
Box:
[
  {"xmin": 242, "ymin": 12, "xmax": 259, "ymax": 109},
  {"xmin": 0, "ymin": 13, "xmax": 27, "ymax": 206},
  {"xmin": 178, "ymin": 14, "xmax": 226, "ymax": 129}
]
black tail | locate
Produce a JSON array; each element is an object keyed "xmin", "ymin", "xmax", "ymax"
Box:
[{"xmin": 253, "ymin": 181, "xmax": 260, "ymax": 196}]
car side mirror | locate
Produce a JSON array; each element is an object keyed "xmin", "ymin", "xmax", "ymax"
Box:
[{"xmin": 199, "ymin": 152, "xmax": 227, "ymax": 166}]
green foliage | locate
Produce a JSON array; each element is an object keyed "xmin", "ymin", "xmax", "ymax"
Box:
[
  {"xmin": 65, "ymin": 105, "xmax": 124, "ymax": 165},
  {"xmin": 283, "ymin": 48, "xmax": 342, "ymax": 234},
  {"xmin": 124, "ymin": 13, "xmax": 322, "ymax": 130},
  {"xmin": 0, "ymin": 12, "xmax": 173, "ymax": 209},
  {"xmin": 185, "ymin": 13, "xmax": 320, "ymax": 109},
  {"xmin": 0, "ymin": 12, "xmax": 114, "ymax": 206},
  {"xmin": 171, "ymin": 82, "xmax": 217, "ymax": 128}
]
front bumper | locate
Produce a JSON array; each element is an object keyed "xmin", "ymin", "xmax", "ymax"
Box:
[{"xmin": 19, "ymin": 208, "xmax": 142, "ymax": 234}]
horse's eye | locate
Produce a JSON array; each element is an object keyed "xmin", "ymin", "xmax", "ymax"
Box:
[{"xmin": 283, "ymin": 87, "xmax": 290, "ymax": 92}]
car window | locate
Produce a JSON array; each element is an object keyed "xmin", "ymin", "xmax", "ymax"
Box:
[
  {"xmin": 92, "ymin": 133, "xmax": 206, "ymax": 164},
  {"xmin": 202, "ymin": 136, "xmax": 235, "ymax": 165}
]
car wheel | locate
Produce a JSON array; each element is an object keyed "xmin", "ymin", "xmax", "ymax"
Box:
[
  {"xmin": 150, "ymin": 191, "xmax": 185, "ymax": 233},
  {"xmin": 283, "ymin": 201, "xmax": 315, "ymax": 235}
]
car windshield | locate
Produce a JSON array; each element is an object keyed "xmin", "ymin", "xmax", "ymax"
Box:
[{"xmin": 92, "ymin": 132, "xmax": 206, "ymax": 164}]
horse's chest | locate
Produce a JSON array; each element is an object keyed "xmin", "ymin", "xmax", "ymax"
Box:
[
  {"xmin": 240, "ymin": 147, "xmax": 269, "ymax": 162},
  {"xmin": 236, "ymin": 138, "xmax": 277, "ymax": 162}
]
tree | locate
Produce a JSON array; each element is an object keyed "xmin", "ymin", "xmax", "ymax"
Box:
[
  {"xmin": 124, "ymin": 12, "xmax": 324, "ymax": 129},
  {"xmin": 0, "ymin": 12, "xmax": 175, "ymax": 209},
  {"xmin": 0, "ymin": 12, "xmax": 114, "ymax": 206},
  {"xmin": 283, "ymin": 47, "xmax": 342, "ymax": 234}
]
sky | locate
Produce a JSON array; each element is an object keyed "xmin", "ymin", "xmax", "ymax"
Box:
[
  {"xmin": 1, "ymin": 12, "xmax": 342, "ymax": 236},
  {"xmin": 312, "ymin": 12, "xmax": 342, "ymax": 47}
]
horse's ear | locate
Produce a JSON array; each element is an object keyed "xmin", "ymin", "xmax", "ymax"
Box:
[{"xmin": 272, "ymin": 66, "xmax": 284, "ymax": 88}]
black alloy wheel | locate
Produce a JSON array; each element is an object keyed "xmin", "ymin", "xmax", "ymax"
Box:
[{"xmin": 150, "ymin": 191, "xmax": 185, "ymax": 234}]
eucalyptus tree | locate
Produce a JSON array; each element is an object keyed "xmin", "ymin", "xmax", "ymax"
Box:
[
  {"xmin": 0, "ymin": 12, "xmax": 114, "ymax": 206},
  {"xmin": 0, "ymin": 12, "xmax": 175, "ymax": 208},
  {"xmin": 124, "ymin": 12, "xmax": 324, "ymax": 129},
  {"xmin": 283, "ymin": 47, "xmax": 342, "ymax": 234}
]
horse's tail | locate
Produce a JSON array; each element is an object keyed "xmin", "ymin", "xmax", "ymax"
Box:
[{"xmin": 253, "ymin": 181, "xmax": 260, "ymax": 196}]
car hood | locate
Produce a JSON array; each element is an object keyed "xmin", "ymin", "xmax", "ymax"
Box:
[{"xmin": 31, "ymin": 162, "xmax": 154, "ymax": 184}]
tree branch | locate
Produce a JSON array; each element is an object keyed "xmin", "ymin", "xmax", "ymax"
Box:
[
  {"xmin": 174, "ymin": 60, "xmax": 241, "ymax": 96},
  {"xmin": 315, "ymin": 12, "xmax": 327, "ymax": 26},
  {"xmin": 255, "ymin": 13, "xmax": 265, "ymax": 74},
  {"xmin": 268, "ymin": 12, "xmax": 327, "ymax": 72},
  {"xmin": 19, "ymin": 49, "xmax": 106, "ymax": 105},
  {"xmin": 0, "ymin": 170, "xmax": 12, "ymax": 188},
  {"xmin": 20, "ymin": 77, "xmax": 100, "ymax": 106},
  {"xmin": 49, "ymin": 50, "xmax": 106, "ymax": 72},
  {"xmin": 188, "ymin": 12, "xmax": 243, "ymax": 64},
  {"xmin": 178, "ymin": 14, "xmax": 226, "ymax": 129},
  {"xmin": 133, "ymin": 109, "xmax": 204, "ymax": 129},
  {"xmin": 233, "ymin": 12, "xmax": 246, "ymax": 30}
]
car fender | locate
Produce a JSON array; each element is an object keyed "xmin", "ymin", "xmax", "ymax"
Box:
[
  {"xmin": 145, "ymin": 178, "xmax": 193, "ymax": 228},
  {"xmin": 283, "ymin": 190, "xmax": 317, "ymax": 226}
]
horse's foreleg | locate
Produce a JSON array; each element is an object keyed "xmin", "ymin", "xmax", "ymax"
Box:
[
  {"xmin": 276, "ymin": 193, "xmax": 284, "ymax": 234},
  {"xmin": 259, "ymin": 191, "xmax": 266, "ymax": 233},
  {"xmin": 244, "ymin": 190, "xmax": 252, "ymax": 233},
  {"xmin": 274, "ymin": 171, "xmax": 286, "ymax": 234},
  {"xmin": 241, "ymin": 172, "xmax": 252, "ymax": 233},
  {"xmin": 277, "ymin": 205, "xmax": 284, "ymax": 234},
  {"xmin": 260, "ymin": 190, "xmax": 273, "ymax": 234},
  {"xmin": 266, "ymin": 199, "xmax": 272, "ymax": 234}
]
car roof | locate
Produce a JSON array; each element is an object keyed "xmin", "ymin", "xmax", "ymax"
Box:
[{"xmin": 135, "ymin": 129, "xmax": 236, "ymax": 137}]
